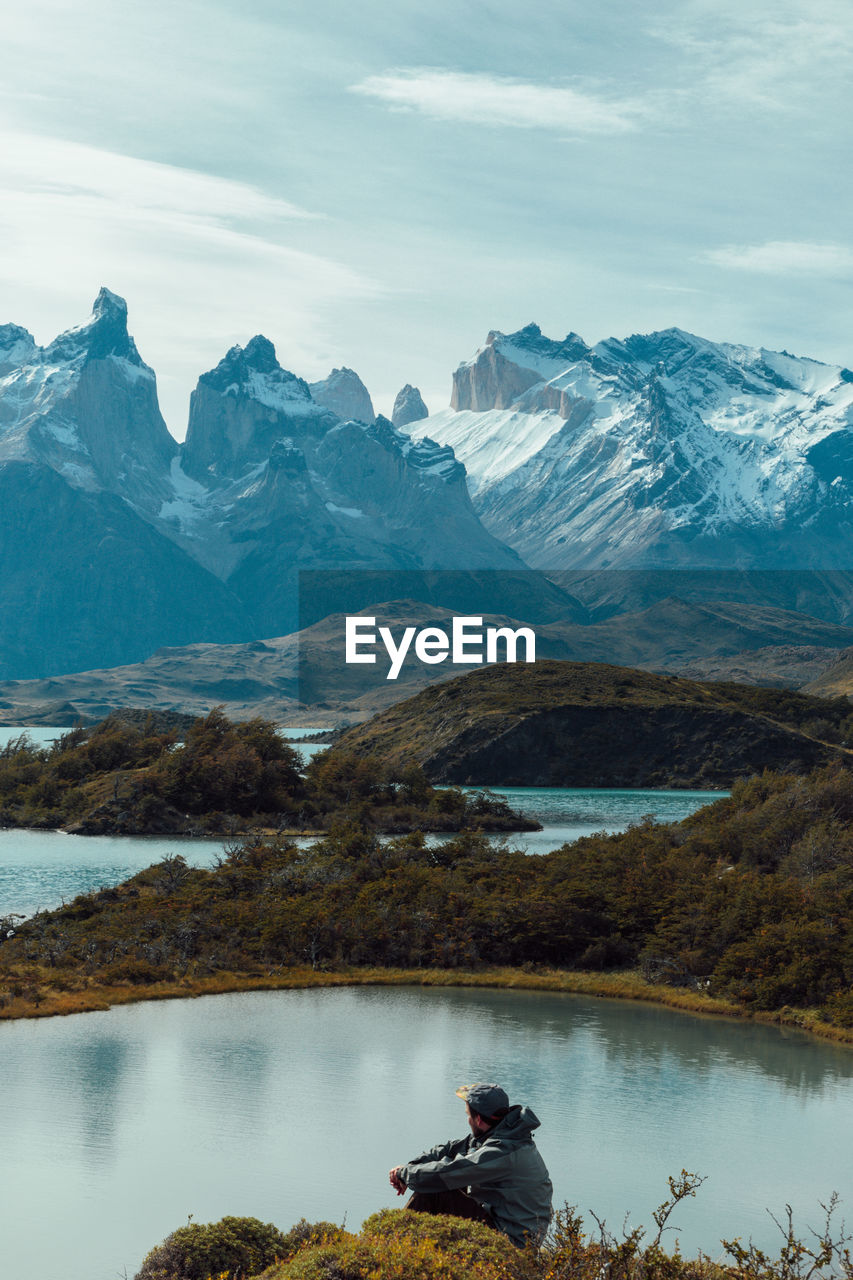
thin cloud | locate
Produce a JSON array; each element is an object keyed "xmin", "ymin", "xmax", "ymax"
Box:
[
  {"xmin": 351, "ymin": 68, "xmax": 645, "ymax": 134},
  {"xmin": 650, "ymin": 4, "xmax": 853, "ymax": 112},
  {"xmin": 0, "ymin": 129, "xmax": 383, "ymax": 433},
  {"xmin": 703, "ymin": 241, "xmax": 853, "ymax": 276},
  {"xmin": 0, "ymin": 128, "xmax": 314, "ymax": 229}
]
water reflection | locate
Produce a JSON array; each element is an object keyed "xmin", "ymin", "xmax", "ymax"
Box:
[
  {"xmin": 68, "ymin": 1035, "xmax": 134, "ymax": 1153},
  {"xmin": 1, "ymin": 986, "xmax": 850, "ymax": 1280}
]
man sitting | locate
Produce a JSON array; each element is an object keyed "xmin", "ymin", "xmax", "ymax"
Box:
[{"xmin": 389, "ymin": 1082, "xmax": 553, "ymax": 1247}]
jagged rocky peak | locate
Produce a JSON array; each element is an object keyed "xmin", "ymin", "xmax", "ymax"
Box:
[
  {"xmin": 596, "ymin": 326, "xmax": 820, "ymax": 404},
  {"xmin": 363, "ymin": 415, "xmax": 464, "ymax": 484},
  {"xmin": 1, "ymin": 288, "xmax": 152, "ymax": 384},
  {"xmin": 0, "ymin": 323, "xmax": 36, "ymax": 374},
  {"xmin": 46, "ymin": 287, "xmax": 148, "ymax": 370},
  {"xmin": 453, "ymin": 322, "xmax": 596, "ymax": 413},
  {"xmin": 391, "ymin": 384, "xmax": 428, "ymax": 428},
  {"xmin": 198, "ymin": 334, "xmax": 313, "ymax": 406},
  {"xmin": 0, "ymin": 289, "xmax": 175, "ymax": 505},
  {"xmin": 309, "ymin": 366, "xmax": 375, "ymax": 423},
  {"xmin": 486, "ymin": 322, "xmax": 591, "ymax": 365},
  {"xmin": 182, "ymin": 335, "xmax": 336, "ymax": 483}
]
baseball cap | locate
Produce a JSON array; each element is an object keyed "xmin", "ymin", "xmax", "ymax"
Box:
[{"xmin": 455, "ymin": 1082, "xmax": 509, "ymax": 1114}]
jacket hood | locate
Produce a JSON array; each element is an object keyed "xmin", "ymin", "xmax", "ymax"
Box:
[{"xmin": 488, "ymin": 1104, "xmax": 541, "ymax": 1143}]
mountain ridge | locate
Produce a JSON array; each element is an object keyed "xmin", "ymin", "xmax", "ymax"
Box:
[
  {"xmin": 412, "ymin": 322, "xmax": 853, "ymax": 569},
  {"xmin": 0, "ymin": 292, "xmax": 526, "ymax": 679},
  {"xmin": 4, "ymin": 292, "xmax": 853, "ymax": 682}
]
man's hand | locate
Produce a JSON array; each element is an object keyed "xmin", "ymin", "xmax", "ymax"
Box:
[{"xmin": 389, "ymin": 1166, "xmax": 407, "ymax": 1195}]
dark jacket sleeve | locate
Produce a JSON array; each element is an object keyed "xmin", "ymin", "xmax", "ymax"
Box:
[
  {"xmin": 402, "ymin": 1135, "xmax": 471, "ymax": 1177},
  {"xmin": 401, "ymin": 1138, "xmax": 514, "ymax": 1192}
]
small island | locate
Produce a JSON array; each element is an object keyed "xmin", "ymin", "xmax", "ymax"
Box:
[{"xmin": 0, "ymin": 707, "xmax": 538, "ymax": 837}]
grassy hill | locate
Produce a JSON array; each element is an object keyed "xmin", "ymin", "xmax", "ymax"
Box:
[
  {"xmin": 804, "ymin": 647, "xmax": 853, "ymax": 698},
  {"xmin": 334, "ymin": 660, "xmax": 853, "ymax": 787}
]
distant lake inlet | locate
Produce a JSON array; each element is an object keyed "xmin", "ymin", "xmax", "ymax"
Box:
[{"xmin": 0, "ymin": 786, "xmax": 726, "ymax": 919}]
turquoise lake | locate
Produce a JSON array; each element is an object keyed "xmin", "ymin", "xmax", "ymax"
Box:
[
  {"xmin": 0, "ymin": 784, "xmax": 725, "ymax": 919},
  {"xmin": 1, "ymin": 732, "xmax": 846, "ymax": 1280},
  {"xmin": 1, "ymin": 984, "xmax": 851, "ymax": 1280}
]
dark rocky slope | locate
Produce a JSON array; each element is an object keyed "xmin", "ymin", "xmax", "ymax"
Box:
[{"xmin": 335, "ymin": 660, "xmax": 853, "ymax": 787}]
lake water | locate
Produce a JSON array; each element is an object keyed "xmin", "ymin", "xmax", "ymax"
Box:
[
  {"xmin": 0, "ymin": 830, "xmax": 228, "ymax": 921},
  {"xmin": 0, "ymin": 724, "xmax": 328, "ymax": 751},
  {"xmin": 0, "ymin": 788, "xmax": 725, "ymax": 920},
  {"xmin": 0, "ymin": 725, "xmax": 71, "ymax": 749},
  {"xmin": 0, "ymin": 984, "xmax": 850, "ymax": 1280},
  {"xmin": 0, "ymin": 725, "xmax": 326, "ymax": 919},
  {"xmin": 469, "ymin": 787, "xmax": 726, "ymax": 855},
  {"xmin": 0, "ymin": 725, "xmax": 727, "ymax": 918},
  {"xmin": 0, "ymin": 735, "xmax": 845, "ymax": 1279}
]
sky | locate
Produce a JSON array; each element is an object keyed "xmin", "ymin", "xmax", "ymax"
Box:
[{"xmin": 0, "ymin": 0, "xmax": 851, "ymax": 436}]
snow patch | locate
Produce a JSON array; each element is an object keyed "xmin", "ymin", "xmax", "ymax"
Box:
[
  {"xmin": 408, "ymin": 407, "xmax": 566, "ymax": 490},
  {"xmin": 492, "ymin": 338, "xmax": 573, "ymax": 381},
  {"xmin": 108, "ymin": 354, "xmax": 153, "ymax": 383},
  {"xmin": 57, "ymin": 460, "xmax": 97, "ymax": 487},
  {"xmin": 325, "ymin": 501, "xmax": 365, "ymax": 518},
  {"xmin": 246, "ymin": 369, "xmax": 314, "ymax": 413},
  {"xmin": 158, "ymin": 458, "xmax": 212, "ymax": 531},
  {"xmin": 44, "ymin": 419, "xmax": 83, "ymax": 449}
]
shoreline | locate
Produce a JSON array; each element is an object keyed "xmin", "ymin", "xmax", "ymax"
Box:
[{"xmin": 1, "ymin": 963, "xmax": 850, "ymax": 1047}]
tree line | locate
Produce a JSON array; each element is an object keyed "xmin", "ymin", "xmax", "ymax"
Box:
[{"xmin": 0, "ymin": 708, "xmax": 532, "ymax": 834}]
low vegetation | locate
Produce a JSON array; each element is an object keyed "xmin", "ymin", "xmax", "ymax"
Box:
[
  {"xmin": 0, "ymin": 708, "xmax": 535, "ymax": 835},
  {"xmin": 334, "ymin": 660, "xmax": 853, "ymax": 787},
  {"xmin": 134, "ymin": 1175, "xmax": 853, "ymax": 1280},
  {"xmin": 2, "ymin": 758, "xmax": 853, "ymax": 1033}
]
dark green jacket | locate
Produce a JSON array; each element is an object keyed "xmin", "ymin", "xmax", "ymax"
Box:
[{"xmin": 401, "ymin": 1104, "xmax": 553, "ymax": 1245}]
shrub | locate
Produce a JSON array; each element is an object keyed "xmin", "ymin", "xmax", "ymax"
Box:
[
  {"xmin": 265, "ymin": 1210, "xmax": 535, "ymax": 1280},
  {"xmin": 100, "ymin": 958, "xmax": 173, "ymax": 986},
  {"xmin": 135, "ymin": 1184, "xmax": 853, "ymax": 1280},
  {"xmin": 820, "ymin": 990, "xmax": 853, "ymax": 1028},
  {"xmin": 134, "ymin": 1215, "xmax": 294, "ymax": 1280}
]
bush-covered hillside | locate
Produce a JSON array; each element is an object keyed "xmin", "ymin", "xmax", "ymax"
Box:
[
  {"xmin": 0, "ymin": 708, "xmax": 535, "ymax": 835},
  {"xmin": 3, "ymin": 759, "xmax": 853, "ymax": 1030},
  {"xmin": 334, "ymin": 660, "xmax": 853, "ymax": 786}
]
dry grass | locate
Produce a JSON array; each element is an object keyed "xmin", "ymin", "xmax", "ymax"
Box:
[{"xmin": 2, "ymin": 963, "xmax": 851, "ymax": 1046}]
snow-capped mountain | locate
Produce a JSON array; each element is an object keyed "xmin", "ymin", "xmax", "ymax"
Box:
[
  {"xmin": 175, "ymin": 335, "xmax": 524, "ymax": 635},
  {"xmin": 0, "ymin": 291, "xmax": 255, "ymax": 679},
  {"xmin": 410, "ymin": 323, "xmax": 853, "ymax": 569},
  {"xmin": 0, "ymin": 288, "xmax": 176, "ymax": 514},
  {"xmin": 7, "ymin": 291, "xmax": 853, "ymax": 685},
  {"xmin": 0, "ymin": 292, "xmax": 524, "ymax": 679},
  {"xmin": 181, "ymin": 335, "xmax": 336, "ymax": 484}
]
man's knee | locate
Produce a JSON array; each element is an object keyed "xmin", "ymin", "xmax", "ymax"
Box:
[{"xmin": 405, "ymin": 1188, "xmax": 496, "ymax": 1229}]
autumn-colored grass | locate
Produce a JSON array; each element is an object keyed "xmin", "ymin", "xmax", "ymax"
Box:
[{"xmin": 3, "ymin": 963, "xmax": 851, "ymax": 1046}]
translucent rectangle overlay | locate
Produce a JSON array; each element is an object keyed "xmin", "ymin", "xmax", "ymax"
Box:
[{"xmin": 296, "ymin": 569, "xmax": 853, "ymax": 714}]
